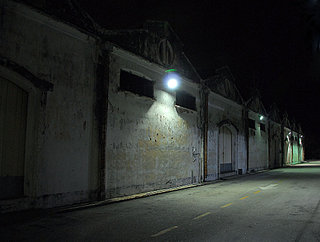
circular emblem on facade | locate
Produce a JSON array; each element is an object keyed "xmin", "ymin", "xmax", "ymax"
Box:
[{"xmin": 157, "ymin": 39, "xmax": 175, "ymax": 66}]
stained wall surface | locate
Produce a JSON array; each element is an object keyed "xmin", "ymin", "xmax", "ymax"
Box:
[
  {"xmin": 283, "ymin": 129, "xmax": 305, "ymax": 165},
  {"xmin": 268, "ymin": 121, "xmax": 282, "ymax": 168},
  {"xmin": 292, "ymin": 131, "xmax": 299, "ymax": 163},
  {"xmin": 0, "ymin": 1, "xmax": 98, "ymax": 208},
  {"xmin": 206, "ymin": 93, "xmax": 246, "ymax": 180},
  {"xmin": 248, "ymin": 111, "xmax": 268, "ymax": 171},
  {"xmin": 105, "ymin": 49, "xmax": 201, "ymax": 198},
  {"xmin": 283, "ymin": 127, "xmax": 292, "ymax": 165},
  {"xmin": 0, "ymin": 0, "xmax": 306, "ymax": 212}
]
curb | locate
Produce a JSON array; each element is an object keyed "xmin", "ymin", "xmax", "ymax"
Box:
[
  {"xmin": 56, "ymin": 182, "xmax": 212, "ymax": 213},
  {"xmin": 57, "ymin": 170, "xmax": 269, "ymax": 213}
]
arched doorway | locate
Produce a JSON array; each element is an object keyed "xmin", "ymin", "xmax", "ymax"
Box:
[{"xmin": 219, "ymin": 126, "xmax": 233, "ymax": 174}]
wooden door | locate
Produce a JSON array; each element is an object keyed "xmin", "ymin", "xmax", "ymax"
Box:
[
  {"xmin": 219, "ymin": 126, "xmax": 232, "ymax": 173},
  {"xmin": 0, "ymin": 77, "xmax": 28, "ymax": 199}
]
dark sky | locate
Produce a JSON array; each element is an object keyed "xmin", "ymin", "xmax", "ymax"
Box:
[{"xmin": 79, "ymin": 0, "xmax": 320, "ymax": 157}]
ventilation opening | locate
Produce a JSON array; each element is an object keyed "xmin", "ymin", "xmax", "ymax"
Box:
[
  {"xmin": 120, "ymin": 70, "xmax": 154, "ymax": 98},
  {"xmin": 248, "ymin": 118, "xmax": 255, "ymax": 129},
  {"xmin": 176, "ymin": 90, "xmax": 196, "ymax": 111}
]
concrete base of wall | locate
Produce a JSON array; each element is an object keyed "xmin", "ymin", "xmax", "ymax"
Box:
[
  {"xmin": 106, "ymin": 177, "xmax": 197, "ymax": 199},
  {"xmin": 0, "ymin": 190, "xmax": 98, "ymax": 213},
  {"xmin": 219, "ymin": 171, "xmax": 237, "ymax": 178}
]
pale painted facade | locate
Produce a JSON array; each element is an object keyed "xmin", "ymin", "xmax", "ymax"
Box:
[
  {"xmin": 105, "ymin": 47, "xmax": 202, "ymax": 198},
  {"xmin": 246, "ymin": 96, "xmax": 269, "ymax": 171},
  {"xmin": 205, "ymin": 73, "xmax": 247, "ymax": 180},
  {"xmin": 0, "ymin": 0, "xmax": 99, "ymax": 210}
]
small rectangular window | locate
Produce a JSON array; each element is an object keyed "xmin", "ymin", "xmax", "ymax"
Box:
[
  {"xmin": 248, "ymin": 119, "xmax": 255, "ymax": 129},
  {"xmin": 120, "ymin": 70, "xmax": 154, "ymax": 98},
  {"xmin": 260, "ymin": 123, "xmax": 265, "ymax": 132},
  {"xmin": 176, "ymin": 90, "xmax": 196, "ymax": 111}
]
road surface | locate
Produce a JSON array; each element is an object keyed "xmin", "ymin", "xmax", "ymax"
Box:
[{"xmin": 1, "ymin": 161, "xmax": 320, "ymax": 241}]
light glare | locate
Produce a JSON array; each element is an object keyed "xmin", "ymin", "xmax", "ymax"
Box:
[{"xmin": 167, "ymin": 78, "xmax": 178, "ymax": 89}]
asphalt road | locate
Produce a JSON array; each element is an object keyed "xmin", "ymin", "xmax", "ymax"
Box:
[{"xmin": 1, "ymin": 161, "xmax": 320, "ymax": 241}]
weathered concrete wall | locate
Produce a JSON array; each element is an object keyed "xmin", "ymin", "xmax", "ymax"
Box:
[
  {"xmin": 0, "ymin": 1, "xmax": 98, "ymax": 209},
  {"xmin": 206, "ymin": 92, "xmax": 246, "ymax": 180},
  {"xmin": 283, "ymin": 127, "xmax": 292, "ymax": 165},
  {"xmin": 269, "ymin": 121, "xmax": 281, "ymax": 168},
  {"xmin": 298, "ymin": 135, "xmax": 305, "ymax": 161},
  {"xmin": 248, "ymin": 111, "xmax": 268, "ymax": 171},
  {"xmin": 282, "ymin": 128, "xmax": 305, "ymax": 164},
  {"xmin": 105, "ymin": 48, "xmax": 201, "ymax": 198},
  {"xmin": 0, "ymin": 1, "xmax": 307, "ymax": 212},
  {"xmin": 292, "ymin": 131, "xmax": 299, "ymax": 163}
]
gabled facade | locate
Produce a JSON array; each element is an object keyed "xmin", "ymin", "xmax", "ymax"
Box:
[
  {"xmin": 282, "ymin": 113, "xmax": 293, "ymax": 165},
  {"xmin": 268, "ymin": 103, "xmax": 282, "ymax": 168},
  {"xmin": 103, "ymin": 20, "xmax": 201, "ymax": 83},
  {"xmin": 103, "ymin": 22, "xmax": 202, "ymax": 198},
  {"xmin": 282, "ymin": 116, "xmax": 304, "ymax": 166},
  {"xmin": 205, "ymin": 69, "xmax": 246, "ymax": 180},
  {"xmin": 246, "ymin": 94, "xmax": 269, "ymax": 171}
]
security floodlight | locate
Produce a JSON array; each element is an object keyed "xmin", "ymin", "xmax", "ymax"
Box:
[
  {"xmin": 164, "ymin": 71, "xmax": 180, "ymax": 90},
  {"xmin": 260, "ymin": 115, "xmax": 264, "ymax": 120},
  {"xmin": 167, "ymin": 78, "xmax": 178, "ymax": 89}
]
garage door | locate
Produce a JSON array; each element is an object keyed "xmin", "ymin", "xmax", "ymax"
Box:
[
  {"xmin": 219, "ymin": 126, "xmax": 232, "ymax": 173},
  {"xmin": 0, "ymin": 77, "xmax": 28, "ymax": 199}
]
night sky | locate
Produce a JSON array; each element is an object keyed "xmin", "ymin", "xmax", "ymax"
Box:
[{"xmin": 79, "ymin": 0, "xmax": 320, "ymax": 158}]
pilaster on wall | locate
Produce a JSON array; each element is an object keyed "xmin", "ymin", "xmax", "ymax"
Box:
[
  {"xmin": 244, "ymin": 107, "xmax": 249, "ymax": 172},
  {"xmin": 95, "ymin": 44, "xmax": 110, "ymax": 201},
  {"xmin": 200, "ymin": 82, "xmax": 209, "ymax": 181}
]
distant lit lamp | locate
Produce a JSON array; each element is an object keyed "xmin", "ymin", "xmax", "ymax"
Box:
[{"xmin": 260, "ymin": 115, "xmax": 264, "ymax": 121}]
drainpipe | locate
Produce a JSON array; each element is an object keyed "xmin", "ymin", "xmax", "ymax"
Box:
[
  {"xmin": 200, "ymin": 81, "xmax": 209, "ymax": 182},
  {"xmin": 291, "ymin": 131, "xmax": 294, "ymax": 164},
  {"xmin": 280, "ymin": 123, "xmax": 284, "ymax": 167},
  {"xmin": 203, "ymin": 90, "xmax": 208, "ymax": 181},
  {"xmin": 244, "ymin": 108, "xmax": 249, "ymax": 173},
  {"xmin": 268, "ymin": 120, "xmax": 271, "ymax": 168},
  {"xmin": 95, "ymin": 44, "xmax": 110, "ymax": 200}
]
